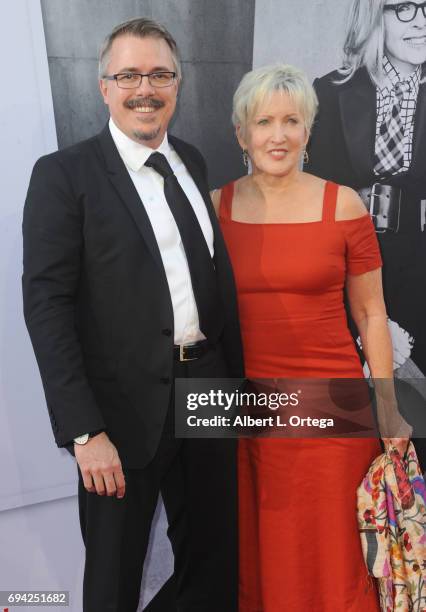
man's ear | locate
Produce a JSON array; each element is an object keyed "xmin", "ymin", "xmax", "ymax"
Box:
[
  {"xmin": 175, "ymin": 76, "xmax": 181, "ymax": 97},
  {"xmin": 99, "ymin": 79, "xmax": 108, "ymax": 105}
]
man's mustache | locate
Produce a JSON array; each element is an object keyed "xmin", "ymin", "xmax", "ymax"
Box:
[{"xmin": 124, "ymin": 98, "xmax": 164, "ymax": 110}]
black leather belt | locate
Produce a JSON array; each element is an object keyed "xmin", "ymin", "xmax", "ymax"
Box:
[
  {"xmin": 173, "ymin": 340, "xmax": 211, "ymax": 362},
  {"xmin": 358, "ymin": 184, "xmax": 402, "ymax": 233}
]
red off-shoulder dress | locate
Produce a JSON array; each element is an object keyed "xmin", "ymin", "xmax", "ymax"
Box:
[{"xmin": 219, "ymin": 180, "xmax": 382, "ymax": 612}]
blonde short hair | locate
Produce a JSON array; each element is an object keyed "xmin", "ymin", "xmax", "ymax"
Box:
[{"xmin": 232, "ymin": 64, "xmax": 318, "ymax": 136}]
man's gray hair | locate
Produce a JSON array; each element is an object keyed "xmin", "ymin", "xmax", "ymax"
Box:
[
  {"xmin": 98, "ymin": 17, "xmax": 182, "ymax": 80},
  {"xmin": 232, "ymin": 64, "xmax": 318, "ymax": 137}
]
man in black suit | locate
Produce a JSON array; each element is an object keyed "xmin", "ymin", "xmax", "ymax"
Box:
[{"xmin": 23, "ymin": 17, "xmax": 243, "ymax": 612}]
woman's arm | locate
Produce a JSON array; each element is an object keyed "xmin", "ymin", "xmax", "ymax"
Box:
[
  {"xmin": 337, "ymin": 186, "xmax": 392, "ymax": 378},
  {"xmin": 347, "ymin": 266, "xmax": 412, "ymax": 454},
  {"xmin": 339, "ymin": 186, "xmax": 412, "ymax": 454},
  {"xmin": 347, "ymin": 269, "xmax": 391, "ymax": 377}
]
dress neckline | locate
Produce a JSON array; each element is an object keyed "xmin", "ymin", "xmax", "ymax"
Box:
[{"xmin": 218, "ymin": 180, "xmax": 370, "ymax": 226}]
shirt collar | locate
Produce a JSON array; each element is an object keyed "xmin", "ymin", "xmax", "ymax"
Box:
[
  {"xmin": 108, "ymin": 117, "xmax": 171, "ymax": 172},
  {"xmin": 381, "ymin": 56, "xmax": 421, "ymax": 95}
]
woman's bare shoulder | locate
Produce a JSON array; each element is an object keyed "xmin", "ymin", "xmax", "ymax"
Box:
[
  {"xmin": 301, "ymin": 172, "xmax": 327, "ymax": 192},
  {"xmin": 210, "ymin": 177, "xmax": 247, "ymax": 216},
  {"xmin": 299, "ymin": 172, "xmax": 328, "ymax": 203},
  {"xmin": 210, "ymin": 188, "xmax": 222, "ymax": 216},
  {"xmin": 335, "ymin": 185, "xmax": 367, "ymax": 221}
]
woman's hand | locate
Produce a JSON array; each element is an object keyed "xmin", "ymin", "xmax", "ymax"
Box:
[
  {"xmin": 381, "ymin": 420, "xmax": 412, "ymax": 457},
  {"xmin": 374, "ymin": 382, "xmax": 412, "ymax": 456}
]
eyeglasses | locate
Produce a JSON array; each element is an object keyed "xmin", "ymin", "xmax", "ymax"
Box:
[
  {"xmin": 384, "ymin": 1, "xmax": 426, "ymax": 22},
  {"xmin": 102, "ymin": 71, "xmax": 177, "ymax": 89}
]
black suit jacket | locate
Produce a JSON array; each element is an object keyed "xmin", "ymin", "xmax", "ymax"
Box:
[
  {"xmin": 306, "ymin": 66, "xmax": 426, "ymax": 199},
  {"xmin": 23, "ymin": 125, "xmax": 244, "ymax": 468}
]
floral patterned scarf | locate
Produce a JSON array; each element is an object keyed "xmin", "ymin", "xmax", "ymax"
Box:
[{"xmin": 357, "ymin": 442, "xmax": 426, "ymax": 611}]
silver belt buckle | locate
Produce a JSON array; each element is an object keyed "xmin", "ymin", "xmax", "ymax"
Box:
[
  {"xmin": 179, "ymin": 343, "xmax": 197, "ymax": 362},
  {"xmin": 369, "ymin": 183, "xmax": 385, "ymax": 233},
  {"xmin": 365, "ymin": 183, "xmax": 401, "ymax": 233}
]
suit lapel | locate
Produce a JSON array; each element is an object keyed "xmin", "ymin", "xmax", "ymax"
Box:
[
  {"xmin": 338, "ymin": 66, "xmax": 426, "ymax": 182},
  {"xmin": 169, "ymin": 137, "xmax": 225, "ymax": 254},
  {"xmin": 97, "ymin": 125, "xmax": 164, "ymax": 270},
  {"xmin": 97, "ymin": 125, "xmax": 224, "ymax": 271},
  {"xmin": 411, "ymin": 79, "xmax": 426, "ymax": 176},
  {"xmin": 339, "ymin": 68, "xmax": 377, "ymax": 184}
]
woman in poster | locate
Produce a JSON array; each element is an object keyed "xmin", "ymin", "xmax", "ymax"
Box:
[{"xmin": 306, "ymin": 0, "xmax": 426, "ymax": 386}]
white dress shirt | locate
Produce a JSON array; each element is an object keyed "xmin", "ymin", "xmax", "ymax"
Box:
[{"xmin": 109, "ymin": 118, "xmax": 214, "ymax": 344}]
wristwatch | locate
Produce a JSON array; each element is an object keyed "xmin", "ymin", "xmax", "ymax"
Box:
[
  {"xmin": 74, "ymin": 433, "xmax": 90, "ymax": 445},
  {"xmin": 73, "ymin": 430, "xmax": 104, "ymax": 445}
]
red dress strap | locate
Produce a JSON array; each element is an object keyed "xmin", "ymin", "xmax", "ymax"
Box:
[
  {"xmin": 322, "ymin": 181, "xmax": 339, "ymax": 223},
  {"xmin": 218, "ymin": 181, "xmax": 235, "ymax": 222}
]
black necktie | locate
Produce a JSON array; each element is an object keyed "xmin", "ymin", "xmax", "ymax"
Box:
[{"xmin": 145, "ymin": 152, "xmax": 224, "ymax": 343}]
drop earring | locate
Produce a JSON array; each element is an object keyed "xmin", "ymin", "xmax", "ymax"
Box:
[{"xmin": 242, "ymin": 149, "xmax": 249, "ymax": 167}]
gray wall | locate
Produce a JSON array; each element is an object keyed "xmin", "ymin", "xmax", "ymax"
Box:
[
  {"xmin": 40, "ymin": 0, "xmax": 256, "ymax": 188},
  {"xmin": 253, "ymin": 0, "xmax": 349, "ymax": 80}
]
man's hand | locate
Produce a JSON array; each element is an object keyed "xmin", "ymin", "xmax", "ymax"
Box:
[{"xmin": 75, "ymin": 432, "xmax": 125, "ymax": 498}]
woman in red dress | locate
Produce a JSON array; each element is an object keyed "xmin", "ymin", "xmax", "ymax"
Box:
[{"xmin": 211, "ymin": 64, "xmax": 411, "ymax": 611}]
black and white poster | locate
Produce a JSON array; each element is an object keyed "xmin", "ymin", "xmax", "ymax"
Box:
[{"xmin": 255, "ymin": 0, "xmax": 426, "ymax": 389}]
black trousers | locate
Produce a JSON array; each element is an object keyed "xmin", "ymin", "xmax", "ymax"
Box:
[{"xmin": 78, "ymin": 345, "xmax": 238, "ymax": 612}]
